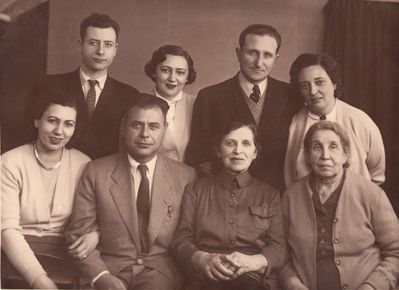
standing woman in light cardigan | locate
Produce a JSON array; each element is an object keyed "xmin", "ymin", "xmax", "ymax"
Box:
[
  {"xmin": 1, "ymin": 90, "xmax": 98, "ymax": 289},
  {"xmin": 284, "ymin": 53, "xmax": 385, "ymax": 187},
  {"xmin": 144, "ymin": 44, "xmax": 196, "ymax": 162}
]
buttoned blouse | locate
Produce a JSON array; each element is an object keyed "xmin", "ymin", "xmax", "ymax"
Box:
[{"xmin": 173, "ymin": 170, "xmax": 286, "ymax": 277}]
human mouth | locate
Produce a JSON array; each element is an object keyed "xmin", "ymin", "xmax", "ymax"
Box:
[
  {"xmin": 93, "ymin": 58, "xmax": 106, "ymax": 63},
  {"xmin": 49, "ymin": 137, "xmax": 63, "ymax": 145},
  {"xmin": 136, "ymin": 142, "xmax": 153, "ymax": 148},
  {"xmin": 230, "ymin": 157, "xmax": 245, "ymax": 162},
  {"xmin": 165, "ymin": 83, "xmax": 177, "ymax": 89},
  {"xmin": 309, "ymin": 97, "xmax": 323, "ymax": 103}
]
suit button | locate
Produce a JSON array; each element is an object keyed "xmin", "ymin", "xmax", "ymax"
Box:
[
  {"xmin": 335, "ymin": 259, "xmax": 341, "ymax": 265},
  {"xmin": 342, "ymin": 284, "xmax": 348, "ymax": 289},
  {"xmin": 334, "ymin": 239, "xmax": 339, "ymax": 244},
  {"xmin": 137, "ymin": 258, "xmax": 143, "ymax": 265},
  {"xmin": 334, "ymin": 218, "xmax": 339, "ymax": 223}
]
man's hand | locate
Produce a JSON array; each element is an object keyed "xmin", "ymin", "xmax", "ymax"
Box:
[
  {"xmin": 191, "ymin": 251, "xmax": 235, "ymax": 281},
  {"xmin": 68, "ymin": 231, "xmax": 99, "ymax": 260},
  {"xmin": 94, "ymin": 273, "xmax": 127, "ymax": 290},
  {"xmin": 31, "ymin": 273, "xmax": 58, "ymax": 289}
]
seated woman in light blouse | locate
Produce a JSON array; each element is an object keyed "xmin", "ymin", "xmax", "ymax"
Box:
[
  {"xmin": 1, "ymin": 90, "xmax": 98, "ymax": 289},
  {"xmin": 281, "ymin": 121, "xmax": 399, "ymax": 290},
  {"xmin": 144, "ymin": 44, "xmax": 196, "ymax": 162},
  {"xmin": 173, "ymin": 120, "xmax": 286, "ymax": 290}
]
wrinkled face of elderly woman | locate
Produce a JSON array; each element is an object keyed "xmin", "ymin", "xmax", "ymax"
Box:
[
  {"xmin": 217, "ymin": 126, "xmax": 257, "ymax": 175},
  {"xmin": 307, "ymin": 129, "xmax": 347, "ymax": 179},
  {"xmin": 298, "ymin": 65, "xmax": 337, "ymax": 116}
]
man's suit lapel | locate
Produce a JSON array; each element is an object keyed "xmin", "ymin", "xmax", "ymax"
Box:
[
  {"xmin": 70, "ymin": 70, "xmax": 90, "ymax": 126},
  {"xmin": 90, "ymin": 77, "xmax": 117, "ymax": 122},
  {"xmin": 147, "ymin": 155, "xmax": 175, "ymax": 247},
  {"xmin": 257, "ymin": 78, "xmax": 288, "ymax": 135},
  {"xmin": 231, "ymin": 75, "xmax": 256, "ymax": 124},
  {"xmin": 110, "ymin": 154, "xmax": 142, "ymax": 251}
]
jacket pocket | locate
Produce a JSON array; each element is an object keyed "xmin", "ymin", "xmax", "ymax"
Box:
[{"xmin": 249, "ymin": 206, "xmax": 278, "ymax": 229}]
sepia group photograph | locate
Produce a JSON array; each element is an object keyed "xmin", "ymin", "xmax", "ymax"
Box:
[{"xmin": 0, "ymin": 0, "xmax": 398, "ymax": 289}]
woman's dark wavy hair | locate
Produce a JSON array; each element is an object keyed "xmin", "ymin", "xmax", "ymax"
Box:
[
  {"xmin": 303, "ymin": 120, "xmax": 351, "ymax": 168},
  {"xmin": 289, "ymin": 53, "xmax": 344, "ymax": 99},
  {"xmin": 25, "ymin": 88, "xmax": 77, "ymax": 148},
  {"xmin": 144, "ymin": 44, "xmax": 196, "ymax": 84}
]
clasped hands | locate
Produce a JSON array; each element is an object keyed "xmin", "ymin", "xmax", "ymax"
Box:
[{"xmin": 192, "ymin": 250, "xmax": 268, "ymax": 282}]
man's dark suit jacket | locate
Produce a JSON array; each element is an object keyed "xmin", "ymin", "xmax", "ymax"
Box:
[
  {"xmin": 35, "ymin": 69, "xmax": 139, "ymax": 159},
  {"xmin": 185, "ymin": 74, "xmax": 300, "ymax": 191}
]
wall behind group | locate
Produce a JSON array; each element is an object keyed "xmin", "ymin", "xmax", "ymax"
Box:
[{"xmin": 48, "ymin": 0, "xmax": 328, "ymax": 95}]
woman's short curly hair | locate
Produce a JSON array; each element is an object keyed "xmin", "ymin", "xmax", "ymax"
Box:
[{"xmin": 144, "ymin": 45, "xmax": 196, "ymax": 84}]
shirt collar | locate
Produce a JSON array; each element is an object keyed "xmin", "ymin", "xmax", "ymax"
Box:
[
  {"xmin": 217, "ymin": 168, "xmax": 253, "ymax": 190},
  {"xmin": 238, "ymin": 72, "xmax": 268, "ymax": 98},
  {"xmin": 153, "ymin": 88, "xmax": 183, "ymax": 104},
  {"xmin": 127, "ymin": 153, "xmax": 158, "ymax": 175},
  {"xmin": 307, "ymin": 99, "xmax": 338, "ymax": 121},
  {"xmin": 79, "ymin": 68, "xmax": 107, "ymax": 90}
]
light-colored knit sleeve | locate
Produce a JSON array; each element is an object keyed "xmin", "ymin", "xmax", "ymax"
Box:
[
  {"xmin": 364, "ymin": 119, "xmax": 385, "ymax": 184},
  {"xmin": 1, "ymin": 165, "xmax": 47, "ymax": 286},
  {"xmin": 2, "ymin": 229, "xmax": 47, "ymax": 286}
]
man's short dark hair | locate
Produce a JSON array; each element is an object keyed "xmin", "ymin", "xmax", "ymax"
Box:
[
  {"xmin": 122, "ymin": 93, "xmax": 170, "ymax": 124},
  {"xmin": 80, "ymin": 13, "xmax": 120, "ymax": 41},
  {"xmin": 239, "ymin": 24, "xmax": 282, "ymax": 53}
]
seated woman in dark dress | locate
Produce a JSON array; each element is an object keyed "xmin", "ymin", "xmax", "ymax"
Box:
[{"xmin": 173, "ymin": 120, "xmax": 286, "ymax": 290}]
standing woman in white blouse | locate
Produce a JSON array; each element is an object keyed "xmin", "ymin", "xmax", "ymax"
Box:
[
  {"xmin": 284, "ymin": 53, "xmax": 385, "ymax": 187},
  {"xmin": 1, "ymin": 90, "xmax": 98, "ymax": 289},
  {"xmin": 145, "ymin": 44, "xmax": 197, "ymax": 162}
]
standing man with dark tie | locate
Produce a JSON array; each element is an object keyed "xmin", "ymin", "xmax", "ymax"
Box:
[
  {"xmin": 32, "ymin": 13, "xmax": 139, "ymax": 159},
  {"xmin": 65, "ymin": 93, "xmax": 197, "ymax": 290},
  {"xmin": 185, "ymin": 24, "xmax": 301, "ymax": 191}
]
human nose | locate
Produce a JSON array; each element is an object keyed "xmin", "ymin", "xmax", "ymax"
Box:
[
  {"xmin": 233, "ymin": 143, "xmax": 243, "ymax": 154},
  {"xmin": 140, "ymin": 125, "xmax": 149, "ymax": 138},
  {"xmin": 320, "ymin": 146, "xmax": 330, "ymax": 159},
  {"xmin": 310, "ymin": 83, "xmax": 318, "ymax": 95},
  {"xmin": 254, "ymin": 55, "xmax": 263, "ymax": 67},
  {"xmin": 168, "ymin": 71, "xmax": 176, "ymax": 82},
  {"xmin": 54, "ymin": 123, "xmax": 62, "ymax": 135},
  {"xmin": 96, "ymin": 43, "xmax": 105, "ymax": 55}
]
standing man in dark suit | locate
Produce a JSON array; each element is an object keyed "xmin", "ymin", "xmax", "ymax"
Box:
[
  {"xmin": 65, "ymin": 94, "xmax": 197, "ymax": 289},
  {"xmin": 185, "ymin": 24, "xmax": 300, "ymax": 191},
  {"xmin": 34, "ymin": 13, "xmax": 139, "ymax": 159}
]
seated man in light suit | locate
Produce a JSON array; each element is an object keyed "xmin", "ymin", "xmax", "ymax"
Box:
[{"xmin": 65, "ymin": 93, "xmax": 197, "ymax": 289}]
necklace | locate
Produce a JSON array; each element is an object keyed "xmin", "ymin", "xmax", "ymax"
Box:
[{"xmin": 33, "ymin": 144, "xmax": 62, "ymax": 170}]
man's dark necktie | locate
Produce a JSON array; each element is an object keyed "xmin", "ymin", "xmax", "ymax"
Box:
[
  {"xmin": 320, "ymin": 115, "xmax": 327, "ymax": 120},
  {"xmin": 137, "ymin": 164, "xmax": 150, "ymax": 252},
  {"xmin": 87, "ymin": 79, "xmax": 98, "ymax": 117},
  {"xmin": 250, "ymin": 84, "xmax": 261, "ymax": 103}
]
